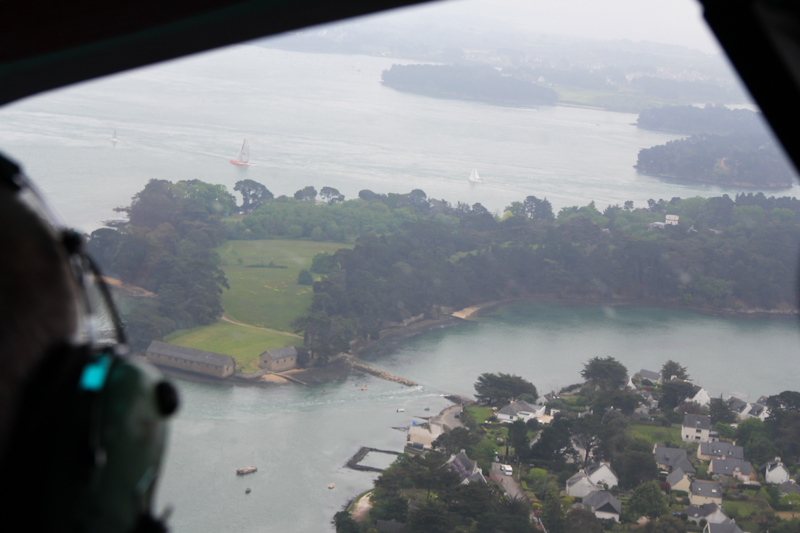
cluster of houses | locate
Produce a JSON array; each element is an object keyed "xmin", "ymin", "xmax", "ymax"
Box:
[
  {"xmin": 636, "ymin": 368, "xmax": 771, "ymax": 423},
  {"xmin": 144, "ymin": 340, "xmax": 299, "ymax": 378}
]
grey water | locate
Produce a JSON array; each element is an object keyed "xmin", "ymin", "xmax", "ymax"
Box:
[
  {"xmin": 0, "ymin": 45, "xmax": 795, "ymax": 233},
  {"xmin": 1, "ymin": 43, "xmax": 799, "ymax": 532}
]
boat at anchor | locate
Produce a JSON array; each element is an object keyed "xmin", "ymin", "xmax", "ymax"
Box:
[{"xmin": 236, "ymin": 466, "xmax": 257, "ymax": 475}]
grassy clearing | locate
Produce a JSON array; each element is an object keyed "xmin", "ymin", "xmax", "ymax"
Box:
[
  {"xmin": 722, "ymin": 499, "xmax": 765, "ymax": 518},
  {"xmin": 216, "ymin": 240, "xmax": 351, "ymax": 331},
  {"xmin": 467, "ymin": 406, "xmax": 494, "ymax": 425},
  {"xmin": 164, "ymin": 321, "xmax": 302, "ymax": 372},
  {"xmin": 629, "ymin": 424, "xmax": 682, "ymax": 445}
]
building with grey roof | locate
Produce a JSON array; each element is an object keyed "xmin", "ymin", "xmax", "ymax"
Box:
[
  {"xmin": 259, "ymin": 345, "xmax": 298, "ymax": 372},
  {"xmin": 496, "ymin": 400, "xmax": 544, "ymax": 422},
  {"xmin": 685, "ymin": 503, "xmax": 728, "ymax": 526},
  {"xmin": 566, "ymin": 471, "xmax": 599, "ymax": 498},
  {"xmin": 582, "ymin": 490, "xmax": 622, "ymax": 522},
  {"xmin": 446, "ymin": 451, "xmax": 485, "ymax": 485},
  {"xmin": 666, "ymin": 468, "xmax": 691, "ymax": 492},
  {"xmin": 638, "ymin": 369, "xmax": 661, "ymax": 383},
  {"xmin": 146, "ymin": 340, "xmax": 236, "ymax": 378},
  {"xmin": 726, "ymin": 397, "xmax": 750, "ymax": 418},
  {"xmin": 690, "ymin": 480, "xmax": 723, "ymax": 505},
  {"xmin": 709, "ymin": 458, "xmax": 755, "ymax": 482},
  {"xmin": 780, "ymin": 480, "xmax": 800, "ymax": 496},
  {"xmin": 698, "ymin": 442, "xmax": 744, "ymax": 461},
  {"xmin": 654, "ymin": 445, "xmax": 696, "ymax": 474},
  {"xmin": 682, "ymin": 414, "xmax": 716, "ymax": 443},
  {"xmin": 704, "ymin": 519, "xmax": 744, "ymax": 533}
]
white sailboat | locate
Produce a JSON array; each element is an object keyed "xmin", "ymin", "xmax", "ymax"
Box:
[
  {"xmin": 468, "ymin": 168, "xmax": 483, "ymax": 183},
  {"xmin": 230, "ymin": 139, "xmax": 250, "ymax": 166},
  {"xmin": 111, "ymin": 129, "xmax": 117, "ymax": 146}
]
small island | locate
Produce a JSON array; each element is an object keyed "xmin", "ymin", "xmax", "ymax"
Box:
[
  {"xmin": 635, "ymin": 133, "xmax": 795, "ymax": 189},
  {"xmin": 381, "ymin": 63, "xmax": 558, "ymax": 107},
  {"xmin": 635, "ymin": 105, "xmax": 795, "ymax": 189}
]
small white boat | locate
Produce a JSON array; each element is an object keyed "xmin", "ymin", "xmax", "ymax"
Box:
[
  {"xmin": 468, "ymin": 168, "xmax": 483, "ymax": 183},
  {"xmin": 396, "ymin": 408, "xmax": 405, "ymax": 412},
  {"xmin": 111, "ymin": 130, "xmax": 118, "ymax": 146},
  {"xmin": 328, "ymin": 483, "xmax": 335, "ymax": 489}
]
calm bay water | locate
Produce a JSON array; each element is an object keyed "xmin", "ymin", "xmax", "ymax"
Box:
[
  {"xmin": 0, "ymin": 45, "xmax": 795, "ymax": 232},
  {"xmin": 1, "ymin": 43, "xmax": 799, "ymax": 532},
  {"xmin": 157, "ymin": 304, "xmax": 800, "ymax": 533}
]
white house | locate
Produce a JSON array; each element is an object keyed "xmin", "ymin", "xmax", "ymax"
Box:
[
  {"xmin": 565, "ymin": 471, "xmax": 599, "ymax": 498},
  {"xmin": 685, "ymin": 503, "xmax": 729, "ymax": 526},
  {"xmin": 746, "ymin": 402, "xmax": 770, "ymax": 421},
  {"xmin": 761, "ymin": 457, "xmax": 791, "ymax": 484},
  {"xmin": 690, "ymin": 480, "xmax": 723, "ymax": 506},
  {"xmin": 582, "ymin": 490, "xmax": 622, "ymax": 522},
  {"xmin": 495, "ymin": 400, "xmax": 545, "ymax": 423},
  {"xmin": 686, "ymin": 385, "xmax": 712, "ymax": 407},
  {"xmin": 586, "ymin": 461, "xmax": 619, "ymax": 488},
  {"xmin": 665, "ymin": 214, "xmax": 679, "ymax": 226},
  {"xmin": 682, "ymin": 414, "xmax": 717, "ymax": 443},
  {"xmin": 726, "ymin": 396, "xmax": 751, "ymax": 420}
]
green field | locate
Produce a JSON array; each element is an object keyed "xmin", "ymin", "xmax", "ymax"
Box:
[
  {"xmin": 629, "ymin": 423, "xmax": 682, "ymax": 445},
  {"xmin": 216, "ymin": 239, "xmax": 351, "ymax": 331},
  {"xmin": 164, "ymin": 321, "xmax": 302, "ymax": 372}
]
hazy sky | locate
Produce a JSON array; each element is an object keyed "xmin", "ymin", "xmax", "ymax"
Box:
[{"xmin": 381, "ymin": 0, "xmax": 722, "ymax": 55}]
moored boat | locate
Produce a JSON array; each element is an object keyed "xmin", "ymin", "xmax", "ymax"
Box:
[{"xmin": 236, "ymin": 466, "xmax": 257, "ymax": 475}]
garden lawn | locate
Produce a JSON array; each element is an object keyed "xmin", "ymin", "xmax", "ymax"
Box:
[
  {"xmin": 629, "ymin": 423, "xmax": 682, "ymax": 445},
  {"xmin": 164, "ymin": 321, "xmax": 302, "ymax": 372},
  {"xmin": 216, "ymin": 239, "xmax": 351, "ymax": 332},
  {"xmin": 467, "ymin": 406, "xmax": 493, "ymax": 425}
]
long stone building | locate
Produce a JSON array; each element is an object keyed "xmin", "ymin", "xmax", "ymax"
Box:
[
  {"xmin": 146, "ymin": 341, "xmax": 236, "ymax": 378},
  {"xmin": 259, "ymin": 346, "xmax": 298, "ymax": 372}
]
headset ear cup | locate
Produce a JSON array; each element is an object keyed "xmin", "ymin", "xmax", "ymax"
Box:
[{"xmin": 0, "ymin": 342, "xmax": 93, "ymax": 529}]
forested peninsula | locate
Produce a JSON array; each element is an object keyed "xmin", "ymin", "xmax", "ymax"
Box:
[
  {"xmin": 88, "ymin": 178, "xmax": 800, "ymax": 362},
  {"xmin": 635, "ymin": 105, "xmax": 796, "ymax": 188},
  {"xmin": 381, "ymin": 64, "xmax": 558, "ymax": 106}
]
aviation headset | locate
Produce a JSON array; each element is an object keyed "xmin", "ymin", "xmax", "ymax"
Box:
[{"xmin": 0, "ymin": 154, "xmax": 178, "ymax": 533}]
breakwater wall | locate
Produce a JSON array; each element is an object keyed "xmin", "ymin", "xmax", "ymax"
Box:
[
  {"xmin": 346, "ymin": 358, "xmax": 418, "ymax": 387},
  {"xmin": 346, "ymin": 447, "xmax": 402, "ymax": 473}
]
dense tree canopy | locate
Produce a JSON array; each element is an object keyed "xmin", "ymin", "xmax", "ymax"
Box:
[
  {"xmin": 581, "ymin": 356, "xmax": 628, "ymax": 391},
  {"xmin": 474, "ymin": 373, "xmax": 538, "ymax": 405},
  {"xmin": 234, "ymin": 179, "xmax": 273, "ymax": 214},
  {"xmin": 661, "ymin": 360, "xmax": 689, "ymax": 381},
  {"xmin": 89, "ymin": 179, "xmax": 231, "ymax": 351},
  {"xmin": 626, "ymin": 481, "xmax": 669, "ymax": 520}
]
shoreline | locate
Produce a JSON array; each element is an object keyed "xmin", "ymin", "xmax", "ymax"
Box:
[
  {"xmin": 156, "ymin": 297, "xmax": 796, "ymax": 388},
  {"xmin": 451, "ymin": 296, "xmax": 798, "ymax": 321}
]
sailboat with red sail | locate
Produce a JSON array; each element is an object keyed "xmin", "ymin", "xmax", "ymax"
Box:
[{"xmin": 230, "ymin": 139, "xmax": 250, "ymax": 166}]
